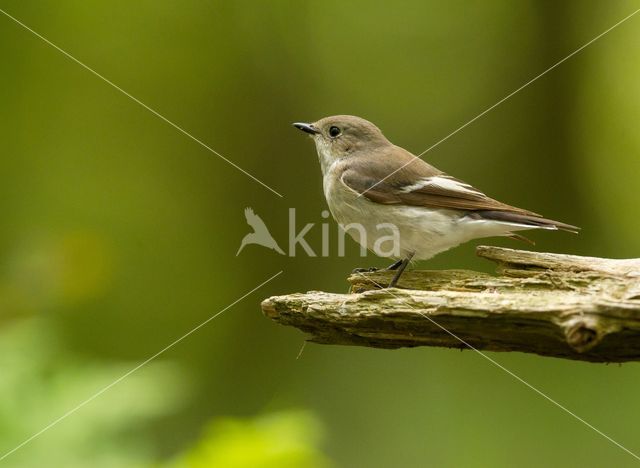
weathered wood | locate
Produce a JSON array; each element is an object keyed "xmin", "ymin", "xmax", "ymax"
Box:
[{"xmin": 261, "ymin": 246, "xmax": 640, "ymax": 362}]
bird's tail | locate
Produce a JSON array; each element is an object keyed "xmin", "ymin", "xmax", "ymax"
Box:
[{"xmin": 476, "ymin": 210, "xmax": 580, "ymax": 234}]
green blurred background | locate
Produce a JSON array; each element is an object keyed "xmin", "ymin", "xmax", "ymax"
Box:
[{"xmin": 1, "ymin": 1, "xmax": 639, "ymax": 466}]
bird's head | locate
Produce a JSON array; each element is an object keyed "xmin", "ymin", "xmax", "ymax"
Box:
[{"xmin": 293, "ymin": 115, "xmax": 391, "ymax": 173}]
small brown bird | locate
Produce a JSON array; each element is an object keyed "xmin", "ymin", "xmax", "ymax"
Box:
[{"xmin": 294, "ymin": 115, "xmax": 579, "ymax": 288}]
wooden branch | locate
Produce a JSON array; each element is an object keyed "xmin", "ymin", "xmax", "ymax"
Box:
[{"xmin": 261, "ymin": 246, "xmax": 640, "ymax": 363}]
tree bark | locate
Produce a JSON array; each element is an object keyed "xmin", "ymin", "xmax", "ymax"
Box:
[{"xmin": 261, "ymin": 246, "xmax": 640, "ymax": 363}]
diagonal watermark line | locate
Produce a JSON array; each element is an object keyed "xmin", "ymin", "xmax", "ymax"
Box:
[
  {"xmin": 355, "ymin": 272, "xmax": 640, "ymax": 462},
  {"xmin": 360, "ymin": 6, "xmax": 640, "ymax": 198},
  {"xmin": 0, "ymin": 270, "xmax": 283, "ymax": 462},
  {"xmin": 0, "ymin": 7, "xmax": 283, "ymax": 198}
]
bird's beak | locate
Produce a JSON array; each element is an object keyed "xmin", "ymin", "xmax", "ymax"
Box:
[{"xmin": 293, "ymin": 122, "xmax": 321, "ymax": 135}]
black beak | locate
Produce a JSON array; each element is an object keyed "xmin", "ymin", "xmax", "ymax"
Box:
[{"xmin": 293, "ymin": 122, "xmax": 321, "ymax": 135}]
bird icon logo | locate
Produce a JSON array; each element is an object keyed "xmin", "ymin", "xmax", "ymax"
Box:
[{"xmin": 236, "ymin": 207, "xmax": 285, "ymax": 256}]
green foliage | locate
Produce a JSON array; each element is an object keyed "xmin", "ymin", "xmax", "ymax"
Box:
[
  {"xmin": 0, "ymin": 319, "xmax": 189, "ymax": 467},
  {"xmin": 169, "ymin": 411, "xmax": 332, "ymax": 468}
]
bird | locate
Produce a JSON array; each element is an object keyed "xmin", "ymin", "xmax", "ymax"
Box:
[
  {"xmin": 236, "ymin": 207, "xmax": 285, "ymax": 256},
  {"xmin": 293, "ymin": 115, "xmax": 579, "ymax": 288}
]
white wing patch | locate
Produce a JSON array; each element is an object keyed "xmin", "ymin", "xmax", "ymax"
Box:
[{"xmin": 401, "ymin": 176, "xmax": 483, "ymax": 196}]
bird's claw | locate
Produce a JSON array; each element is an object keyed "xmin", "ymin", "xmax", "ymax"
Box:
[{"xmin": 352, "ymin": 267, "xmax": 379, "ymax": 274}]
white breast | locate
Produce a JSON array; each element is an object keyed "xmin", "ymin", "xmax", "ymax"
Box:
[
  {"xmin": 322, "ymin": 166, "xmax": 526, "ymax": 261},
  {"xmin": 323, "ymin": 168, "xmax": 460, "ymax": 260}
]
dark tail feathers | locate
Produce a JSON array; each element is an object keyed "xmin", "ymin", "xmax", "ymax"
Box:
[{"xmin": 474, "ymin": 210, "xmax": 580, "ymax": 234}]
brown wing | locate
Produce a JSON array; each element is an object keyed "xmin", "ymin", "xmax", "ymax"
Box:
[
  {"xmin": 339, "ymin": 146, "xmax": 540, "ymax": 216},
  {"xmin": 337, "ymin": 146, "xmax": 579, "ymax": 232}
]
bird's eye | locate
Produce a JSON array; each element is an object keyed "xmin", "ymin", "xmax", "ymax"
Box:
[{"xmin": 329, "ymin": 126, "xmax": 341, "ymax": 137}]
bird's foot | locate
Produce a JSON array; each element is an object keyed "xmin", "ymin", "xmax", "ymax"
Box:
[
  {"xmin": 352, "ymin": 259, "xmax": 404, "ymax": 274},
  {"xmin": 352, "ymin": 267, "xmax": 379, "ymax": 274}
]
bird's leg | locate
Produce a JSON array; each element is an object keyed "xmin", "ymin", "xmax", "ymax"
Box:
[
  {"xmin": 385, "ymin": 259, "xmax": 404, "ymax": 271},
  {"xmin": 387, "ymin": 252, "xmax": 415, "ymax": 288}
]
